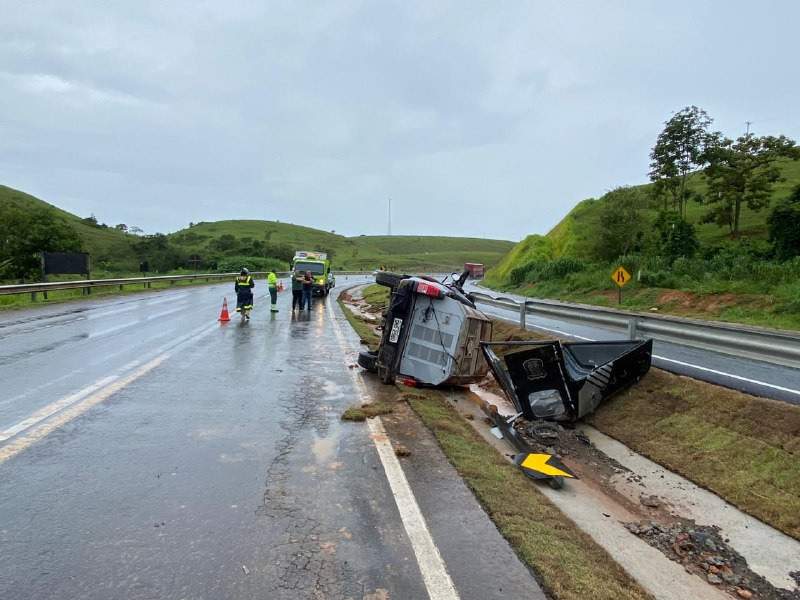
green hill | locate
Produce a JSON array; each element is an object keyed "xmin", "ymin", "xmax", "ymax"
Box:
[
  {"xmin": 1, "ymin": 185, "xmax": 514, "ymax": 276},
  {"xmin": 0, "ymin": 185, "xmax": 138, "ymax": 272},
  {"xmin": 488, "ymin": 158, "xmax": 800, "ymax": 284},
  {"xmin": 484, "ymin": 159, "xmax": 800, "ymax": 330},
  {"xmin": 169, "ymin": 221, "xmax": 514, "ymax": 271}
]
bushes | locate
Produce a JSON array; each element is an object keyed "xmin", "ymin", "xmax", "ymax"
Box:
[
  {"xmin": 510, "ymin": 257, "xmax": 587, "ymax": 285},
  {"xmin": 215, "ymin": 256, "xmax": 286, "ymax": 273}
]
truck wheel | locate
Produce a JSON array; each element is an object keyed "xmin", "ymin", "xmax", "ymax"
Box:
[
  {"xmin": 375, "ymin": 271, "xmax": 405, "ymax": 289},
  {"xmin": 357, "ymin": 350, "xmax": 378, "ymax": 373}
]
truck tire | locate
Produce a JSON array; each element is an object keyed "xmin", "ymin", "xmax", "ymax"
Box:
[
  {"xmin": 375, "ymin": 271, "xmax": 405, "ymax": 289},
  {"xmin": 357, "ymin": 350, "xmax": 378, "ymax": 373}
]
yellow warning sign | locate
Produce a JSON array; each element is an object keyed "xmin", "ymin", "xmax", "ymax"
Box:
[{"xmin": 611, "ymin": 266, "xmax": 631, "ymax": 287}]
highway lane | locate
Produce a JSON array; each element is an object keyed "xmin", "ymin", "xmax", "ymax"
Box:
[
  {"xmin": 0, "ymin": 280, "xmax": 544, "ymax": 600},
  {"xmin": 466, "ymin": 283, "xmax": 800, "ymax": 405}
]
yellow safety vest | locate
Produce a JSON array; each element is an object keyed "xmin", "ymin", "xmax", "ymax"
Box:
[{"xmin": 267, "ymin": 272, "xmax": 277, "ymax": 287}]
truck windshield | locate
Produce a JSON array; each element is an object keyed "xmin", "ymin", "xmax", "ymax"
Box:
[{"xmin": 295, "ymin": 261, "xmax": 325, "ymax": 275}]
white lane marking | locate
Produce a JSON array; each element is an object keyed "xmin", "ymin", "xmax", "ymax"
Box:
[
  {"xmin": 89, "ymin": 306, "xmax": 186, "ymax": 338},
  {"xmin": 0, "ymin": 375, "xmax": 117, "ymax": 441},
  {"xmin": 0, "ymin": 355, "xmax": 166, "ymax": 464},
  {"xmin": 488, "ymin": 307, "xmax": 800, "ymax": 397},
  {"xmin": 327, "ymin": 296, "xmax": 460, "ymax": 600},
  {"xmin": 652, "ymin": 355, "xmax": 800, "ymax": 396},
  {"xmin": 0, "ymin": 320, "xmax": 219, "ymax": 460},
  {"xmin": 366, "ymin": 416, "xmax": 460, "ymax": 599}
]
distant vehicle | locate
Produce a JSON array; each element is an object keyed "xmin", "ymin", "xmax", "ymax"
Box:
[
  {"xmin": 292, "ymin": 251, "xmax": 335, "ymax": 296},
  {"xmin": 464, "ymin": 262, "xmax": 485, "ymax": 279}
]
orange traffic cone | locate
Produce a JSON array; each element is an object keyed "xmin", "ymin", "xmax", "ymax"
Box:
[
  {"xmin": 278, "ymin": 281, "xmax": 285, "ymax": 292},
  {"xmin": 218, "ymin": 297, "xmax": 231, "ymax": 322}
]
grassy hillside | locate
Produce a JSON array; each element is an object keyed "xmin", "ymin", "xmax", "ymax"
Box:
[
  {"xmin": 169, "ymin": 222, "xmax": 513, "ymax": 271},
  {"xmin": 0, "ymin": 185, "xmax": 138, "ymax": 272},
  {"xmin": 1, "ymin": 185, "xmax": 514, "ymax": 277},
  {"xmin": 485, "ymin": 159, "xmax": 800, "ymax": 330}
]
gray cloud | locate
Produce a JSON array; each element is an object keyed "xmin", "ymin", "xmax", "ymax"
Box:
[{"xmin": 1, "ymin": 0, "xmax": 798, "ymax": 239}]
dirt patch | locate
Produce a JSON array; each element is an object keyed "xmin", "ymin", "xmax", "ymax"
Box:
[
  {"xmin": 655, "ymin": 290, "xmax": 768, "ymax": 316},
  {"xmin": 627, "ymin": 519, "xmax": 799, "ymax": 600}
]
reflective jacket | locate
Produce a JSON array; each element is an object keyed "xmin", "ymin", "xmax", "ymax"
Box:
[
  {"xmin": 267, "ymin": 272, "xmax": 278, "ymax": 288},
  {"xmin": 235, "ymin": 275, "xmax": 254, "ymax": 294}
]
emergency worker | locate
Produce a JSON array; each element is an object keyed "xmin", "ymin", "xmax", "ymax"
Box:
[
  {"xmin": 267, "ymin": 269, "xmax": 279, "ymax": 312},
  {"xmin": 234, "ymin": 268, "xmax": 255, "ymax": 318},
  {"xmin": 301, "ymin": 270, "xmax": 313, "ymax": 310},
  {"xmin": 291, "ymin": 269, "xmax": 303, "ymax": 311}
]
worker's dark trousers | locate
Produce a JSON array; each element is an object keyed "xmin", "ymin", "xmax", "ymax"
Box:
[
  {"xmin": 269, "ymin": 286, "xmax": 278, "ymax": 308},
  {"xmin": 292, "ymin": 290, "xmax": 302, "ymax": 310},
  {"xmin": 301, "ymin": 288, "xmax": 312, "ymax": 310}
]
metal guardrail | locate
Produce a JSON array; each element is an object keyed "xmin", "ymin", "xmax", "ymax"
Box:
[
  {"xmin": 0, "ymin": 271, "xmax": 374, "ymax": 300},
  {"xmin": 469, "ymin": 291, "xmax": 800, "ymax": 370}
]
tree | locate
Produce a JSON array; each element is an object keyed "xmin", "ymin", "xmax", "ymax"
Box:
[
  {"xmin": 702, "ymin": 133, "xmax": 800, "ymax": 237},
  {"xmin": 0, "ymin": 205, "xmax": 83, "ymax": 280},
  {"xmin": 768, "ymin": 184, "xmax": 800, "ymax": 260},
  {"xmin": 82, "ymin": 214, "xmax": 99, "ymax": 227},
  {"xmin": 649, "ymin": 106, "xmax": 714, "ymax": 217},
  {"xmin": 594, "ymin": 187, "xmax": 646, "ymax": 260},
  {"xmin": 652, "ymin": 211, "xmax": 699, "ymax": 262},
  {"xmin": 131, "ymin": 234, "xmax": 187, "ymax": 272},
  {"xmin": 114, "ymin": 223, "xmax": 128, "ymax": 232}
]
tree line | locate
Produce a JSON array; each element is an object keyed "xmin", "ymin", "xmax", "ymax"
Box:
[{"xmin": 596, "ymin": 106, "xmax": 800, "ymax": 262}]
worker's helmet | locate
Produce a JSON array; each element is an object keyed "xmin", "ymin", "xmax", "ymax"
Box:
[{"xmin": 240, "ymin": 267, "xmax": 249, "ymax": 275}]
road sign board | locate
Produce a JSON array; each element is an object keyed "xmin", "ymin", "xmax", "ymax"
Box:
[{"xmin": 611, "ymin": 266, "xmax": 631, "ymax": 287}]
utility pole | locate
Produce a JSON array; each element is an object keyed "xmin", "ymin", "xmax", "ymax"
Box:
[
  {"xmin": 745, "ymin": 120, "xmax": 753, "ymax": 136},
  {"xmin": 387, "ymin": 197, "xmax": 392, "ymax": 236}
]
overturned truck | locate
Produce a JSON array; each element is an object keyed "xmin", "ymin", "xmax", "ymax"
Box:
[
  {"xmin": 359, "ymin": 271, "xmax": 653, "ymax": 422},
  {"xmin": 358, "ymin": 271, "xmax": 493, "ymax": 386}
]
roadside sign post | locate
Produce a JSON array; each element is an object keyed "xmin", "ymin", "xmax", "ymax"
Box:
[{"xmin": 611, "ymin": 266, "xmax": 631, "ymax": 305}]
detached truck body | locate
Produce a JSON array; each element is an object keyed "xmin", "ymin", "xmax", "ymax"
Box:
[{"xmin": 292, "ymin": 251, "xmax": 335, "ymax": 296}]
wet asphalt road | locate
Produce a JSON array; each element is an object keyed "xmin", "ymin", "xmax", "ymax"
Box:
[
  {"xmin": 0, "ymin": 280, "xmax": 544, "ymax": 600},
  {"xmin": 466, "ymin": 283, "xmax": 800, "ymax": 405}
]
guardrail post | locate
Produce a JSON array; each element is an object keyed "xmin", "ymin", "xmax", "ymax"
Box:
[
  {"xmin": 628, "ymin": 318, "xmax": 639, "ymax": 340},
  {"xmin": 519, "ymin": 300, "xmax": 527, "ymax": 329},
  {"xmin": 31, "ymin": 291, "xmax": 37, "ymax": 302},
  {"xmin": 119, "ymin": 284, "xmax": 123, "ymax": 291}
]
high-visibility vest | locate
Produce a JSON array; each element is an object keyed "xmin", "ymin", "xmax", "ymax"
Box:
[
  {"xmin": 267, "ymin": 272, "xmax": 277, "ymax": 287},
  {"xmin": 236, "ymin": 275, "xmax": 253, "ymax": 286}
]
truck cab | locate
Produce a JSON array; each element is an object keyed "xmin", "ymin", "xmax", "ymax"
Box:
[{"xmin": 292, "ymin": 251, "xmax": 335, "ymax": 296}]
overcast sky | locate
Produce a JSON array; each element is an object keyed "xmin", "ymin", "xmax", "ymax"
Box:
[{"xmin": 1, "ymin": 1, "xmax": 798, "ymax": 241}]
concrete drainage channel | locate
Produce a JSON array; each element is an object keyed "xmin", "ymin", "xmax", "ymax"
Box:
[
  {"xmin": 343, "ymin": 282, "xmax": 800, "ymax": 600},
  {"xmin": 461, "ymin": 383, "xmax": 800, "ymax": 600}
]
